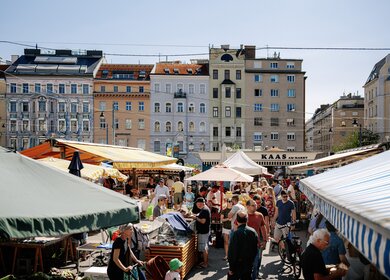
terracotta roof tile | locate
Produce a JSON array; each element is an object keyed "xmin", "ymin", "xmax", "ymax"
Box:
[{"xmin": 153, "ymin": 63, "xmax": 208, "ymax": 75}]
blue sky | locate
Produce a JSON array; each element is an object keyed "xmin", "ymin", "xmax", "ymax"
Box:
[{"xmin": 1, "ymin": 0, "xmax": 389, "ymax": 120}]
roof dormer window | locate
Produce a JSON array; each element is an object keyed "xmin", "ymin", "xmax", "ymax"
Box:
[
  {"xmin": 187, "ymin": 68, "xmax": 193, "ymax": 74},
  {"xmin": 173, "ymin": 68, "xmax": 179, "ymax": 75},
  {"xmin": 164, "ymin": 68, "xmax": 170, "ymax": 74}
]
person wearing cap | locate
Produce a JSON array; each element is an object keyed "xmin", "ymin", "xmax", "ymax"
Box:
[
  {"xmin": 165, "ymin": 258, "xmax": 183, "ymax": 280},
  {"xmin": 153, "ymin": 179, "xmax": 170, "ymax": 206},
  {"xmin": 153, "ymin": 194, "xmax": 167, "ymax": 220},
  {"xmin": 193, "ymin": 197, "xmax": 211, "ymax": 268}
]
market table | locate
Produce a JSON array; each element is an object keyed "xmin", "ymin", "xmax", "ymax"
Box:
[
  {"xmin": 76, "ymin": 242, "xmax": 112, "ymax": 273},
  {"xmin": 0, "ymin": 235, "xmax": 72, "ymax": 274}
]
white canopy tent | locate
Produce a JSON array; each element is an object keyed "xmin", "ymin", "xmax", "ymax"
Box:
[
  {"xmin": 299, "ymin": 150, "xmax": 390, "ymax": 279},
  {"xmin": 223, "ymin": 150, "xmax": 270, "ymax": 176}
]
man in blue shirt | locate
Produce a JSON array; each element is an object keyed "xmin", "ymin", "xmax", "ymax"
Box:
[{"xmin": 273, "ymin": 190, "xmax": 296, "ymax": 243}]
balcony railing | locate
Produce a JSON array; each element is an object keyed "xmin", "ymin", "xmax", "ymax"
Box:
[{"xmin": 174, "ymin": 91, "xmax": 187, "ymax": 98}]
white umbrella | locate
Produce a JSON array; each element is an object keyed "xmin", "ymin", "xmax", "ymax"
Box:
[
  {"xmin": 223, "ymin": 150, "xmax": 268, "ymax": 176},
  {"xmin": 185, "ymin": 164, "xmax": 253, "ymax": 182}
]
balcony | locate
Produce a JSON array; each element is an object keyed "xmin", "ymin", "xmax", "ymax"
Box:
[{"xmin": 174, "ymin": 91, "xmax": 187, "ymax": 99}]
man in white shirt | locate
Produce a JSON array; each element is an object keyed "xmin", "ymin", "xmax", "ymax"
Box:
[
  {"xmin": 228, "ymin": 194, "xmax": 245, "ymax": 231},
  {"xmin": 153, "ymin": 179, "xmax": 170, "ymax": 206}
]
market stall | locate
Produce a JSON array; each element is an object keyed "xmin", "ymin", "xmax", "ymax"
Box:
[
  {"xmin": 299, "ymin": 150, "xmax": 390, "ymax": 279},
  {"xmin": 223, "ymin": 150, "xmax": 272, "ymax": 176}
]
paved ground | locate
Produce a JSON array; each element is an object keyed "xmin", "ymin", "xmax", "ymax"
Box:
[{"xmin": 61, "ymin": 227, "xmax": 308, "ymax": 279}]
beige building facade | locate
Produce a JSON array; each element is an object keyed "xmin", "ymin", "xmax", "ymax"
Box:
[
  {"xmin": 93, "ymin": 64, "xmax": 153, "ymax": 150},
  {"xmin": 0, "ymin": 65, "xmax": 8, "ymax": 147},
  {"xmin": 363, "ymin": 54, "xmax": 390, "ymax": 142},
  {"xmin": 245, "ymin": 55, "xmax": 306, "ymax": 151}
]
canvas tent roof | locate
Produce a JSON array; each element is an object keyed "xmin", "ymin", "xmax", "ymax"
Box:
[
  {"xmin": 223, "ymin": 150, "xmax": 269, "ymax": 176},
  {"xmin": 0, "ymin": 147, "xmax": 139, "ymax": 239},
  {"xmin": 299, "ymin": 150, "xmax": 390, "ymax": 279},
  {"xmin": 21, "ymin": 139, "xmax": 177, "ymax": 170}
]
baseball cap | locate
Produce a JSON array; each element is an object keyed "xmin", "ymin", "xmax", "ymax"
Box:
[
  {"xmin": 195, "ymin": 197, "xmax": 205, "ymax": 203},
  {"xmin": 169, "ymin": 258, "xmax": 183, "ymax": 271},
  {"xmin": 158, "ymin": 194, "xmax": 167, "ymax": 201}
]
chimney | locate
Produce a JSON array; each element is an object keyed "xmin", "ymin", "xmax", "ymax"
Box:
[
  {"xmin": 221, "ymin": 44, "xmax": 230, "ymax": 51},
  {"xmin": 244, "ymin": 45, "xmax": 256, "ymax": 59}
]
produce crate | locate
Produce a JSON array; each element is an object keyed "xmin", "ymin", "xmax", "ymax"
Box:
[{"xmin": 145, "ymin": 235, "xmax": 197, "ymax": 279}]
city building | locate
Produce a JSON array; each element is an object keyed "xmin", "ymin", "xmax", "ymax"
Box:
[
  {"xmin": 245, "ymin": 52, "xmax": 306, "ymax": 151},
  {"xmin": 307, "ymin": 94, "xmax": 364, "ymax": 153},
  {"xmin": 93, "ymin": 64, "xmax": 153, "ymax": 149},
  {"xmin": 363, "ymin": 54, "xmax": 390, "ymax": 142},
  {"xmin": 0, "ymin": 65, "xmax": 8, "ymax": 147},
  {"xmin": 208, "ymin": 45, "xmax": 250, "ymax": 151},
  {"xmin": 4, "ymin": 49, "xmax": 104, "ymax": 150},
  {"xmin": 149, "ymin": 61, "xmax": 209, "ymax": 155}
]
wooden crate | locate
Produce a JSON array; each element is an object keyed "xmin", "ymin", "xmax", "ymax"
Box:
[{"xmin": 145, "ymin": 235, "xmax": 197, "ymax": 279}]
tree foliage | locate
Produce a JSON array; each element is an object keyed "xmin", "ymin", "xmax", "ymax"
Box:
[{"xmin": 332, "ymin": 129, "xmax": 380, "ymax": 152}]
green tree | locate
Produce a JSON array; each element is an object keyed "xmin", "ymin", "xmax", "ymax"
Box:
[{"xmin": 332, "ymin": 129, "xmax": 380, "ymax": 152}]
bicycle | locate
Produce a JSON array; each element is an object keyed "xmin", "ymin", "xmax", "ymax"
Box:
[{"xmin": 277, "ymin": 222, "xmax": 303, "ymax": 279}]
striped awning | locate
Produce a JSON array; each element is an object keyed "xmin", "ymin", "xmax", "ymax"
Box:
[{"xmin": 300, "ymin": 150, "xmax": 390, "ymax": 279}]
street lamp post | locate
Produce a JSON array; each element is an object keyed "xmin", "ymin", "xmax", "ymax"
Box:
[
  {"xmin": 112, "ymin": 102, "xmax": 116, "ymax": 146},
  {"xmin": 99, "ymin": 112, "xmax": 108, "ymax": 144},
  {"xmin": 352, "ymin": 119, "xmax": 362, "ymax": 147}
]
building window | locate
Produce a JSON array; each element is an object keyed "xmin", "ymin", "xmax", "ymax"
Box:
[
  {"xmin": 137, "ymin": 139, "xmax": 146, "ymax": 150},
  {"xmin": 270, "ymin": 104, "xmax": 280, "ymax": 112},
  {"xmin": 166, "ymin": 122, "xmax": 172, "ymax": 132},
  {"xmin": 236, "ymin": 88, "xmax": 241, "ymax": 99},
  {"xmin": 213, "ymin": 88, "xmax": 218, "ymax": 98},
  {"xmin": 270, "ymin": 62, "xmax": 278, "ymax": 69},
  {"xmin": 270, "ymin": 132, "xmax": 279, "ymax": 140},
  {"xmin": 22, "ymin": 102, "xmax": 29, "ymax": 112},
  {"xmin": 236, "ymin": 70, "xmax": 241, "ymax": 80},
  {"xmin": 189, "ymin": 84, "xmax": 194, "ymax": 94},
  {"xmin": 165, "ymin": 84, "xmax": 171, "ymax": 93},
  {"xmin": 139, "ymin": 86, "xmax": 144, "ymax": 93},
  {"xmin": 154, "ymin": 102, "xmax": 160, "ymax": 113},
  {"xmin": 59, "ymin": 120, "xmax": 66, "ymax": 132},
  {"xmin": 254, "ymin": 117, "xmax": 263, "ymax": 126},
  {"xmin": 59, "ymin": 84, "xmax": 65, "ymax": 94},
  {"xmin": 213, "ymin": 69, "xmax": 218, "ymax": 79},
  {"xmin": 225, "ymin": 106, "xmax": 231, "ymax": 117},
  {"xmin": 271, "ymin": 89, "xmax": 279, "ymax": 97},
  {"xmin": 236, "ymin": 127, "xmax": 241, "ymax": 137},
  {"xmin": 138, "ymin": 101, "xmax": 144, "ymax": 111},
  {"xmin": 71, "ymin": 103, "xmax": 78, "ymax": 113},
  {"xmin": 83, "ymin": 120, "xmax": 90, "ymax": 132},
  {"xmin": 287, "ymin": 132, "xmax": 296, "ymax": 141},
  {"xmin": 154, "ymin": 121, "xmax": 160, "ymax": 132},
  {"xmin": 154, "ymin": 83, "xmax": 160, "ymax": 93},
  {"xmin": 138, "ymin": 119, "xmax": 145, "ymax": 129},
  {"xmin": 287, "ymin": 62, "xmax": 295, "ymax": 69},
  {"xmin": 126, "ymin": 86, "xmax": 132, "ymax": 93},
  {"xmin": 71, "ymin": 84, "xmax": 77, "ymax": 94},
  {"xmin": 199, "ymin": 122, "xmax": 206, "ymax": 132},
  {"xmin": 22, "ymin": 83, "xmax": 29, "ymax": 93},
  {"xmin": 10, "ymin": 120, "xmax": 17, "ymax": 132},
  {"xmin": 125, "ymin": 119, "xmax": 132, "ymax": 129},
  {"xmin": 188, "ymin": 103, "xmax": 195, "ymax": 113},
  {"xmin": 200, "ymin": 103, "xmax": 206, "ymax": 113},
  {"xmin": 270, "ymin": 75, "xmax": 279, "ymax": 83},
  {"xmin": 287, "ymin": 103, "xmax": 296, "ymax": 111},
  {"xmin": 126, "ymin": 102, "xmax": 132, "ymax": 111},
  {"xmin": 254, "ymin": 104, "xmax": 263, "ymax": 112},
  {"xmin": 236, "ymin": 107, "xmax": 241, "ymax": 118},
  {"xmin": 189, "ymin": 121, "xmax": 195, "ymax": 132},
  {"xmin": 47, "ymin": 84, "xmax": 53, "ymax": 94},
  {"xmin": 287, "ymin": 146, "xmax": 295, "ymax": 151},
  {"xmin": 225, "ymin": 127, "xmax": 231, "ymax": 137},
  {"xmin": 287, "ymin": 89, "xmax": 296, "ymax": 97},
  {"xmin": 22, "ymin": 120, "xmax": 29, "ymax": 132},
  {"xmin": 99, "ymin": 101, "xmax": 106, "ymax": 111},
  {"xmin": 10, "ymin": 83, "xmax": 17, "ymax": 93},
  {"xmin": 253, "ymin": 132, "xmax": 263, "ymax": 141},
  {"xmin": 166, "ymin": 103, "xmax": 172, "ymax": 113},
  {"xmin": 224, "ymin": 69, "xmax": 230, "ymax": 80},
  {"xmin": 9, "ymin": 101, "xmax": 17, "ymax": 112},
  {"xmin": 177, "ymin": 83, "xmax": 183, "ymax": 92},
  {"xmin": 154, "ymin": 141, "xmax": 161, "ymax": 152},
  {"xmin": 287, "ymin": 118, "xmax": 295, "ymax": 126},
  {"xmin": 200, "ymin": 84, "xmax": 206, "ymax": 94},
  {"xmin": 113, "ymin": 102, "xmax": 119, "ymax": 111},
  {"xmin": 225, "ymin": 87, "xmax": 231, "ymax": 98},
  {"xmin": 271, "ymin": 118, "xmax": 279, "ymax": 126},
  {"xmin": 213, "ymin": 107, "xmax": 219, "ymax": 117},
  {"xmin": 38, "ymin": 101, "xmax": 46, "ymax": 112},
  {"xmin": 177, "ymin": 121, "xmax": 184, "ymax": 132},
  {"xmin": 39, "ymin": 120, "xmax": 47, "ymax": 131},
  {"xmin": 82, "ymin": 103, "xmax": 89, "ymax": 113},
  {"xmin": 287, "ymin": 75, "xmax": 295, "ymax": 83},
  {"xmin": 113, "ymin": 85, "xmax": 118, "ymax": 93},
  {"xmin": 254, "ymin": 75, "xmax": 262, "ymax": 83},
  {"xmin": 35, "ymin": 83, "xmax": 41, "ymax": 93},
  {"xmin": 177, "ymin": 102, "xmax": 184, "ymax": 113},
  {"xmin": 254, "ymin": 89, "xmax": 262, "ymax": 97},
  {"xmin": 213, "ymin": 127, "xmax": 218, "ymax": 137},
  {"xmin": 82, "ymin": 84, "xmax": 89, "ymax": 94},
  {"xmin": 58, "ymin": 102, "xmax": 66, "ymax": 113}
]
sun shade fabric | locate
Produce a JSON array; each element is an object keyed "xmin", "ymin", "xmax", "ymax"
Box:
[
  {"xmin": 185, "ymin": 164, "xmax": 253, "ymax": 182},
  {"xmin": 223, "ymin": 150, "xmax": 268, "ymax": 175},
  {"xmin": 0, "ymin": 148, "xmax": 139, "ymax": 239},
  {"xmin": 38, "ymin": 157, "xmax": 127, "ymax": 181},
  {"xmin": 299, "ymin": 150, "xmax": 390, "ymax": 279}
]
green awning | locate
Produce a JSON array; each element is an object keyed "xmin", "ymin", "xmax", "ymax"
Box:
[{"xmin": 0, "ymin": 147, "xmax": 139, "ymax": 239}]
